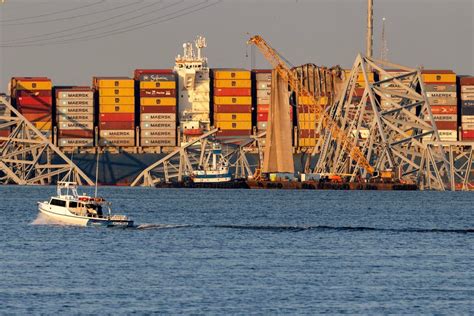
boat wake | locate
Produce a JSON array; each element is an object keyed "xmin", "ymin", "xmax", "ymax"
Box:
[
  {"xmin": 30, "ymin": 213, "xmax": 70, "ymax": 226},
  {"xmin": 212, "ymin": 224, "xmax": 474, "ymax": 234},
  {"xmin": 135, "ymin": 223, "xmax": 191, "ymax": 230}
]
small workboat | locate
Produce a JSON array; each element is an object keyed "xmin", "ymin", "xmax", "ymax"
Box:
[
  {"xmin": 191, "ymin": 142, "xmax": 232, "ymax": 183},
  {"xmin": 38, "ymin": 181, "xmax": 134, "ymax": 227}
]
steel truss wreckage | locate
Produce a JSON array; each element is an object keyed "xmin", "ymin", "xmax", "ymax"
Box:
[
  {"xmin": 310, "ymin": 55, "xmax": 468, "ymax": 190},
  {"xmin": 131, "ymin": 129, "xmax": 259, "ymax": 187},
  {"xmin": 0, "ymin": 96, "xmax": 93, "ymax": 185}
]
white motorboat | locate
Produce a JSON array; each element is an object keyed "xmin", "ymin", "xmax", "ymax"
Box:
[{"xmin": 38, "ymin": 181, "xmax": 134, "ymax": 227}]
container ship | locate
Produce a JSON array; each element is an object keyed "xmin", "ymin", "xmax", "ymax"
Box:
[{"xmin": 3, "ymin": 36, "xmax": 474, "ymax": 185}]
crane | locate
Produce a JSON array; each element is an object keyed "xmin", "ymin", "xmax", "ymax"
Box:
[{"xmin": 247, "ymin": 35, "xmax": 375, "ymax": 174}]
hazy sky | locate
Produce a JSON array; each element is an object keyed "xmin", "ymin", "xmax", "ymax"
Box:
[{"xmin": 0, "ymin": 0, "xmax": 473, "ymax": 90}]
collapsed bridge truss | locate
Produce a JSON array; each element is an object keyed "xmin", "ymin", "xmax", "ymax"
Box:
[{"xmin": 0, "ymin": 96, "xmax": 93, "ymax": 185}]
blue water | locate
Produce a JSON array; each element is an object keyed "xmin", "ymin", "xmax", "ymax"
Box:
[{"xmin": 1, "ymin": 186, "xmax": 473, "ymax": 314}]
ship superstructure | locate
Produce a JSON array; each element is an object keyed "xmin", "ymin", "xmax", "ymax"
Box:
[{"xmin": 174, "ymin": 36, "xmax": 211, "ymax": 140}]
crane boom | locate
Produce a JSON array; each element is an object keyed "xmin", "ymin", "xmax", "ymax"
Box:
[{"xmin": 247, "ymin": 35, "xmax": 374, "ymax": 174}]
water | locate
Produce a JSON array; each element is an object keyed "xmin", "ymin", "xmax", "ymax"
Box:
[{"xmin": 1, "ymin": 186, "xmax": 473, "ymax": 314}]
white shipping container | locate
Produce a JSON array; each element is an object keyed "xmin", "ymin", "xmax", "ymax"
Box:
[
  {"xmin": 140, "ymin": 113, "xmax": 176, "ymax": 122},
  {"xmin": 140, "ymin": 121, "xmax": 176, "ymax": 130},
  {"xmin": 99, "ymin": 130, "xmax": 134, "ymax": 138},
  {"xmin": 57, "ymin": 99, "xmax": 93, "ymax": 107},
  {"xmin": 57, "ymin": 91, "xmax": 94, "ymax": 99},
  {"xmin": 424, "ymin": 84, "xmax": 456, "ymax": 93},
  {"xmin": 257, "ymin": 96, "xmax": 270, "ymax": 104},
  {"xmin": 257, "ymin": 122, "xmax": 267, "ymax": 130},
  {"xmin": 256, "ymin": 82, "xmax": 271, "ymax": 90},
  {"xmin": 98, "ymin": 138, "xmax": 135, "ymax": 147},
  {"xmin": 57, "ymin": 106, "xmax": 94, "ymax": 114},
  {"xmin": 257, "ymin": 90, "xmax": 271, "ymax": 98},
  {"xmin": 462, "ymin": 115, "xmax": 474, "ymax": 123},
  {"xmin": 432, "ymin": 114, "xmax": 457, "ymax": 121},
  {"xmin": 57, "ymin": 113, "xmax": 94, "ymax": 122},
  {"xmin": 426, "ymin": 92, "xmax": 457, "ymax": 98},
  {"xmin": 461, "ymin": 86, "xmax": 474, "ymax": 93},
  {"xmin": 142, "ymin": 129, "xmax": 176, "ymax": 138},
  {"xmin": 58, "ymin": 138, "xmax": 94, "ymax": 147},
  {"xmin": 461, "ymin": 93, "xmax": 474, "ymax": 101},
  {"xmin": 428, "ymin": 97, "xmax": 457, "ymax": 106},
  {"xmin": 255, "ymin": 73, "xmax": 272, "ymax": 81},
  {"xmin": 141, "ymin": 137, "xmax": 175, "ymax": 146},
  {"xmin": 461, "ymin": 123, "xmax": 474, "ymax": 130},
  {"xmin": 59, "ymin": 122, "xmax": 94, "ymax": 130}
]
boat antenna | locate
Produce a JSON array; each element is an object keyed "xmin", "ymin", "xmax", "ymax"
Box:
[{"xmin": 94, "ymin": 149, "xmax": 100, "ymax": 198}]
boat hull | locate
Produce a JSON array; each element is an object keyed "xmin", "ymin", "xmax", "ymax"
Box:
[{"xmin": 38, "ymin": 203, "xmax": 134, "ymax": 227}]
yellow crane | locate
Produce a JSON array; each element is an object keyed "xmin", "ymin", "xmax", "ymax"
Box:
[{"xmin": 247, "ymin": 35, "xmax": 375, "ymax": 174}]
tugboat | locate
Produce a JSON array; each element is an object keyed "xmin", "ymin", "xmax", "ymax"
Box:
[
  {"xmin": 191, "ymin": 142, "xmax": 232, "ymax": 183},
  {"xmin": 37, "ymin": 182, "xmax": 134, "ymax": 227}
]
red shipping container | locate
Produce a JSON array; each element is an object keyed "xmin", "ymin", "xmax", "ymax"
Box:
[
  {"xmin": 217, "ymin": 130, "xmax": 252, "ymax": 137},
  {"xmin": 214, "ymin": 105, "xmax": 252, "ymax": 113},
  {"xmin": 257, "ymin": 112, "xmax": 268, "ymax": 122},
  {"xmin": 23, "ymin": 113, "xmax": 51, "ymax": 122},
  {"xmin": 139, "ymin": 89, "xmax": 176, "ymax": 97},
  {"xmin": 214, "ymin": 88, "xmax": 251, "ymax": 96},
  {"xmin": 140, "ymin": 106, "xmax": 176, "ymax": 114},
  {"xmin": 17, "ymin": 96, "xmax": 52, "ymax": 107},
  {"xmin": 99, "ymin": 113, "xmax": 134, "ymax": 122},
  {"xmin": 257, "ymin": 104, "xmax": 269, "ymax": 112},
  {"xmin": 0, "ymin": 129, "xmax": 10, "ymax": 137},
  {"xmin": 59, "ymin": 130, "xmax": 94, "ymax": 138},
  {"xmin": 460, "ymin": 77, "xmax": 474, "ymax": 85},
  {"xmin": 462, "ymin": 129, "xmax": 474, "ymax": 139},
  {"xmin": 15, "ymin": 90, "xmax": 52, "ymax": 98},
  {"xmin": 18, "ymin": 105, "xmax": 53, "ymax": 114},
  {"xmin": 431, "ymin": 105, "xmax": 457, "ymax": 115},
  {"xmin": 252, "ymin": 69, "xmax": 272, "ymax": 73},
  {"xmin": 433, "ymin": 121, "xmax": 457, "ymax": 130},
  {"xmin": 99, "ymin": 121, "xmax": 135, "ymax": 130},
  {"xmin": 299, "ymin": 129, "xmax": 318, "ymax": 138}
]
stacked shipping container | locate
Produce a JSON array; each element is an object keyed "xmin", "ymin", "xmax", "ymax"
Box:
[
  {"xmin": 254, "ymin": 70, "xmax": 272, "ymax": 131},
  {"xmin": 11, "ymin": 77, "xmax": 53, "ymax": 137},
  {"xmin": 56, "ymin": 87, "xmax": 95, "ymax": 147},
  {"xmin": 135, "ymin": 69, "xmax": 177, "ymax": 147},
  {"xmin": 94, "ymin": 77, "xmax": 135, "ymax": 147},
  {"xmin": 460, "ymin": 77, "xmax": 474, "ymax": 140},
  {"xmin": 213, "ymin": 69, "xmax": 252, "ymax": 138},
  {"xmin": 422, "ymin": 70, "xmax": 458, "ymax": 141}
]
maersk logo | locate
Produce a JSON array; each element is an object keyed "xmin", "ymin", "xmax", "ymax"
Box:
[{"xmin": 107, "ymin": 132, "xmax": 129, "ymax": 136}]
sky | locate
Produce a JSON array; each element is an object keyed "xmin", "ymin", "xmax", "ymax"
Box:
[{"xmin": 0, "ymin": 0, "xmax": 473, "ymax": 90}]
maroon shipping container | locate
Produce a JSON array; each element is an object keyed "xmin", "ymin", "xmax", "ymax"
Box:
[
  {"xmin": 99, "ymin": 113, "xmax": 134, "ymax": 122},
  {"xmin": 134, "ymin": 69, "xmax": 173, "ymax": 78},
  {"xmin": 299, "ymin": 129, "xmax": 318, "ymax": 138},
  {"xmin": 216, "ymin": 130, "xmax": 252, "ymax": 137},
  {"xmin": 139, "ymin": 89, "xmax": 176, "ymax": 97},
  {"xmin": 460, "ymin": 77, "xmax": 474, "ymax": 85},
  {"xmin": 140, "ymin": 106, "xmax": 176, "ymax": 114},
  {"xmin": 15, "ymin": 90, "xmax": 52, "ymax": 98},
  {"xmin": 59, "ymin": 130, "xmax": 94, "ymax": 138},
  {"xmin": 432, "ymin": 121, "xmax": 457, "ymax": 130},
  {"xmin": 214, "ymin": 105, "xmax": 252, "ymax": 113},
  {"xmin": 17, "ymin": 106, "xmax": 51, "ymax": 114},
  {"xmin": 99, "ymin": 121, "xmax": 135, "ymax": 130},
  {"xmin": 214, "ymin": 88, "xmax": 251, "ymax": 96}
]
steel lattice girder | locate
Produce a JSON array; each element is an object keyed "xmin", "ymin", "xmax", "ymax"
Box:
[
  {"xmin": 314, "ymin": 54, "xmax": 450, "ymax": 186},
  {"xmin": 0, "ymin": 96, "xmax": 93, "ymax": 185}
]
